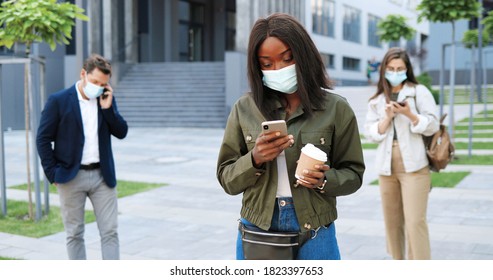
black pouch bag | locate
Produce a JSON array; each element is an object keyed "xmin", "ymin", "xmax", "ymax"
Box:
[{"xmin": 239, "ymin": 222, "xmax": 310, "ymax": 260}]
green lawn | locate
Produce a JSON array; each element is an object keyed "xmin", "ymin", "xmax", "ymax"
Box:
[
  {"xmin": 10, "ymin": 180, "xmax": 165, "ymax": 198},
  {"xmin": 1, "ymin": 180, "xmax": 166, "ymax": 238},
  {"xmin": 455, "ymin": 133, "xmax": 493, "ymax": 138},
  {"xmin": 451, "ymin": 155, "xmax": 493, "ymax": 165},
  {"xmin": 453, "ymin": 142, "xmax": 493, "ymax": 149},
  {"xmin": 0, "ymin": 200, "xmax": 95, "ymax": 238},
  {"xmin": 370, "ymin": 171, "xmax": 470, "ymax": 188},
  {"xmin": 441, "ymin": 87, "xmax": 493, "ymax": 105}
]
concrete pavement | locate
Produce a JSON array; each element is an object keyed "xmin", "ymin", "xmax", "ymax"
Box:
[{"xmin": 0, "ymin": 86, "xmax": 492, "ymax": 260}]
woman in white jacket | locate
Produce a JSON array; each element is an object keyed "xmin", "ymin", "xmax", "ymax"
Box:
[{"xmin": 364, "ymin": 48, "xmax": 439, "ymax": 260}]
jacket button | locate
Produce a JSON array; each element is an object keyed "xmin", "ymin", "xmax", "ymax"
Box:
[
  {"xmin": 304, "ymin": 223, "xmax": 311, "ymax": 230},
  {"xmin": 246, "ymin": 135, "xmax": 252, "ymax": 142},
  {"xmin": 320, "ymin": 138, "xmax": 325, "ymax": 145}
]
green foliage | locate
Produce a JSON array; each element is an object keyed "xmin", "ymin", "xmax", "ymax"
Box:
[
  {"xmin": 0, "ymin": 0, "xmax": 88, "ymax": 52},
  {"xmin": 377, "ymin": 14, "xmax": 415, "ymax": 43},
  {"xmin": 462, "ymin": 29, "xmax": 491, "ymax": 48},
  {"xmin": 416, "ymin": 72, "xmax": 439, "ymax": 104},
  {"xmin": 417, "ymin": 0, "xmax": 480, "ymax": 23},
  {"xmin": 482, "ymin": 11, "xmax": 493, "ymax": 41}
]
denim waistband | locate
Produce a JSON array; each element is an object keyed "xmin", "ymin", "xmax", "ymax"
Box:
[{"xmin": 276, "ymin": 197, "xmax": 294, "ymax": 208}]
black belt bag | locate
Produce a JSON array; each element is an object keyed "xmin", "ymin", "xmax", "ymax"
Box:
[{"xmin": 239, "ymin": 222, "xmax": 310, "ymax": 260}]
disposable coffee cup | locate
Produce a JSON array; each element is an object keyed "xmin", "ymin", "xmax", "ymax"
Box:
[{"xmin": 295, "ymin": 143, "xmax": 327, "ymax": 179}]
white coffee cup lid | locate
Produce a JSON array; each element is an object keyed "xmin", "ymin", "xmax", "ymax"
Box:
[{"xmin": 301, "ymin": 143, "xmax": 327, "ymax": 162}]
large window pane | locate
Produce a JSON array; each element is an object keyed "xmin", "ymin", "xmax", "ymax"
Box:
[
  {"xmin": 368, "ymin": 14, "xmax": 382, "ymax": 48},
  {"xmin": 343, "ymin": 5, "xmax": 361, "ymax": 43},
  {"xmin": 343, "ymin": 56, "xmax": 360, "ymax": 71},
  {"xmin": 312, "ymin": 0, "xmax": 335, "ymax": 37}
]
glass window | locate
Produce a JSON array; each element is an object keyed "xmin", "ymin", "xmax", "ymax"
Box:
[
  {"xmin": 406, "ymin": 33, "xmax": 417, "ymax": 54},
  {"xmin": 368, "ymin": 14, "xmax": 382, "ymax": 48},
  {"xmin": 343, "ymin": 5, "xmax": 361, "ymax": 43},
  {"xmin": 342, "ymin": 56, "xmax": 360, "ymax": 71},
  {"xmin": 312, "ymin": 0, "xmax": 335, "ymax": 37},
  {"xmin": 320, "ymin": 53, "xmax": 335, "ymax": 69}
]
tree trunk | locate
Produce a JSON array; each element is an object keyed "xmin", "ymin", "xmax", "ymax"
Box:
[
  {"xmin": 24, "ymin": 62, "xmax": 33, "ymax": 220},
  {"xmin": 448, "ymin": 21, "xmax": 456, "ymax": 142},
  {"xmin": 24, "ymin": 46, "xmax": 34, "ymax": 221}
]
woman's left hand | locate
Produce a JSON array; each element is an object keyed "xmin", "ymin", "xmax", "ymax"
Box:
[
  {"xmin": 296, "ymin": 164, "xmax": 330, "ymax": 190},
  {"xmin": 392, "ymin": 100, "xmax": 411, "ymax": 115}
]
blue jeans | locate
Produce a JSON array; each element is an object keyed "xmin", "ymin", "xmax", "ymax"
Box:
[{"xmin": 237, "ymin": 197, "xmax": 340, "ymax": 260}]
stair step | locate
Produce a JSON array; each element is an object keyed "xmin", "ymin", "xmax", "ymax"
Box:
[{"xmin": 116, "ymin": 62, "xmax": 225, "ymax": 128}]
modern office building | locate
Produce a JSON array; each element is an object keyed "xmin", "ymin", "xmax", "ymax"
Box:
[
  {"xmin": 426, "ymin": 1, "xmax": 493, "ymax": 86},
  {"xmin": 1, "ymin": 0, "xmax": 433, "ymax": 129}
]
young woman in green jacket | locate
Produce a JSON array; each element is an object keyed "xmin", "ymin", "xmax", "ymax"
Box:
[{"xmin": 216, "ymin": 13, "xmax": 365, "ymax": 260}]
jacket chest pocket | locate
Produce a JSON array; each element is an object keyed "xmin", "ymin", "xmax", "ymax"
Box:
[
  {"xmin": 300, "ymin": 130, "xmax": 333, "ymax": 164},
  {"xmin": 243, "ymin": 129, "xmax": 261, "ymax": 152}
]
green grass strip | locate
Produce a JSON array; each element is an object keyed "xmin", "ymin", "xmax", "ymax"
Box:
[
  {"xmin": 454, "ymin": 133, "xmax": 493, "ymax": 138},
  {"xmin": 453, "ymin": 142, "xmax": 493, "ymax": 149},
  {"xmin": 369, "ymin": 171, "xmax": 470, "ymax": 188},
  {"xmin": 10, "ymin": 180, "xmax": 165, "ymax": 198},
  {"xmin": 450, "ymin": 155, "xmax": 493, "ymax": 165},
  {"xmin": 2, "ymin": 180, "xmax": 166, "ymax": 238},
  {"xmin": 0, "ymin": 200, "xmax": 95, "ymax": 238}
]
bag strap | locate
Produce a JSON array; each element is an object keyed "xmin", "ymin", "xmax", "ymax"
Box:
[{"xmin": 414, "ymin": 86, "xmax": 444, "ymax": 124}]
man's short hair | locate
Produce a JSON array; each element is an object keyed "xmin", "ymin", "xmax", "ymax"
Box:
[{"xmin": 83, "ymin": 54, "xmax": 112, "ymax": 76}]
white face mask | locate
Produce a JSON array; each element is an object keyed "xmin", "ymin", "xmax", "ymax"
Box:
[
  {"xmin": 83, "ymin": 76, "xmax": 104, "ymax": 99},
  {"xmin": 261, "ymin": 64, "xmax": 298, "ymax": 94}
]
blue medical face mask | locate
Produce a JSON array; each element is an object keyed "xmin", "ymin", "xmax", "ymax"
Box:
[
  {"xmin": 83, "ymin": 76, "xmax": 105, "ymax": 99},
  {"xmin": 261, "ymin": 64, "xmax": 298, "ymax": 94},
  {"xmin": 385, "ymin": 70, "xmax": 407, "ymax": 87}
]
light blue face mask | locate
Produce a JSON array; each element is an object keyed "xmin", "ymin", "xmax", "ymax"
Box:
[
  {"xmin": 83, "ymin": 77, "xmax": 105, "ymax": 99},
  {"xmin": 385, "ymin": 70, "xmax": 407, "ymax": 87},
  {"xmin": 261, "ymin": 64, "xmax": 298, "ymax": 94}
]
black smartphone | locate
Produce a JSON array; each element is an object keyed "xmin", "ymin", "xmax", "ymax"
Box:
[
  {"xmin": 102, "ymin": 88, "xmax": 109, "ymax": 99},
  {"xmin": 398, "ymin": 101, "xmax": 406, "ymax": 106}
]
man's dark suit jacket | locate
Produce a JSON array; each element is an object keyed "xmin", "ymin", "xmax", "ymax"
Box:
[{"xmin": 36, "ymin": 84, "xmax": 128, "ymax": 188}]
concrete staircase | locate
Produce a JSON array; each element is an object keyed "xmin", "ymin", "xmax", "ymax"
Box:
[{"xmin": 115, "ymin": 62, "xmax": 226, "ymax": 128}]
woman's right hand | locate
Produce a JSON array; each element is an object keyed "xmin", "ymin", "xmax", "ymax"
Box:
[
  {"xmin": 385, "ymin": 103, "xmax": 395, "ymax": 119},
  {"xmin": 252, "ymin": 131, "xmax": 294, "ymax": 168},
  {"xmin": 378, "ymin": 103, "xmax": 395, "ymax": 134}
]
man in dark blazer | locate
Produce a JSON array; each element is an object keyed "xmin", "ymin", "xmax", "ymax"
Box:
[{"xmin": 37, "ymin": 54, "xmax": 128, "ymax": 260}]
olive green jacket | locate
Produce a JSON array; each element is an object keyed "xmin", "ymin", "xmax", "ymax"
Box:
[{"xmin": 216, "ymin": 90, "xmax": 365, "ymax": 231}]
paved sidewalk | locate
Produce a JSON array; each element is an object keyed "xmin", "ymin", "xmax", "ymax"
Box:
[{"xmin": 0, "ymin": 86, "xmax": 492, "ymax": 260}]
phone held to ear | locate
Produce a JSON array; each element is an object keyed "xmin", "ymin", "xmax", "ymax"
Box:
[
  {"xmin": 102, "ymin": 88, "xmax": 109, "ymax": 99},
  {"xmin": 261, "ymin": 120, "xmax": 288, "ymax": 136}
]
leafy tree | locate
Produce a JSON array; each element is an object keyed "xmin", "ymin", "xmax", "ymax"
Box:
[
  {"xmin": 482, "ymin": 10, "xmax": 493, "ymax": 42},
  {"xmin": 417, "ymin": 0, "xmax": 480, "ymax": 138},
  {"xmin": 462, "ymin": 29, "xmax": 490, "ymax": 48},
  {"xmin": 377, "ymin": 14, "xmax": 416, "ymax": 45},
  {"xmin": 0, "ymin": 0, "xmax": 88, "ymax": 220}
]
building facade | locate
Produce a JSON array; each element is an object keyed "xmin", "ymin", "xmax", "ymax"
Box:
[{"xmin": 2, "ymin": 0, "xmax": 432, "ymax": 129}]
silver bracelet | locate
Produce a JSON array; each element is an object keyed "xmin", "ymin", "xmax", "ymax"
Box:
[{"xmin": 315, "ymin": 179, "xmax": 327, "ymax": 193}]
